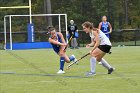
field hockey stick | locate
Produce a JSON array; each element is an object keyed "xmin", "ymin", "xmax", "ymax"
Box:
[
  {"xmin": 67, "ymin": 34, "xmax": 73, "ymax": 44},
  {"xmin": 64, "ymin": 34, "xmax": 73, "ymax": 50},
  {"xmin": 67, "ymin": 53, "xmax": 90, "ymax": 69}
]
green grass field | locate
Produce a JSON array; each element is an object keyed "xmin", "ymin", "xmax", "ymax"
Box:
[{"xmin": 0, "ymin": 46, "xmax": 140, "ymax": 93}]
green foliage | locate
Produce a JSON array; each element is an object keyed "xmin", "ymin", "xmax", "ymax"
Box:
[{"xmin": 0, "ymin": 0, "xmax": 140, "ymax": 32}]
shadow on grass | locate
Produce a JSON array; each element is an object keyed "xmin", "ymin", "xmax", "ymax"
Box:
[{"xmin": 0, "ymin": 71, "xmax": 93, "ymax": 78}]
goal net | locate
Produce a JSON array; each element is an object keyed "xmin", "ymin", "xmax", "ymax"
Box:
[{"xmin": 4, "ymin": 14, "xmax": 68, "ymax": 50}]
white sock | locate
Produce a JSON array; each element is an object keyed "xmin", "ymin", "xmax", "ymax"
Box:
[
  {"xmin": 90, "ymin": 57, "xmax": 96, "ymax": 73},
  {"xmin": 100, "ymin": 58, "xmax": 112, "ymax": 70}
]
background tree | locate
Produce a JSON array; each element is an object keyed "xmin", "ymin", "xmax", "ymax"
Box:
[
  {"xmin": 44, "ymin": 0, "xmax": 52, "ymax": 26},
  {"xmin": 0, "ymin": 0, "xmax": 140, "ymax": 32}
]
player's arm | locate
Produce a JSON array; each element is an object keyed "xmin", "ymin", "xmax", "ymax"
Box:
[
  {"xmin": 75, "ymin": 25, "xmax": 78, "ymax": 32},
  {"xmin": 58, "ymin": 32, "xmax": 66, "ymax": 44},
  {"xmin": 48, "ymin": 38, "xmax": 65, "ymax": 46},
  {"xmin": 91, "ymin": 30, "xmax": 100, "ymax": 52},
  {"xmin": 86, "ymin": 38, "xmax": 95, "ymax": 48},
  {"xmin": 98, "ymin": 22, "xmax": 102, "ymax": 30},
  {"xmin": 108, "ymin": 22, "xmax": 112, "ymax": 33},
  {"xmin": 67, "ymin": 26, "xmax": 70, "ymax": 34},
  {"xmin": 58, "ymin": 32, "xmax": 67, "ymax": 51}
]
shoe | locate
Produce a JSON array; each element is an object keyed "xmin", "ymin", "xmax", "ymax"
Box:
[
  {"xmin": 70, "ymin": 47, "xmax": 74, "ymax": 49},
  {"xmin": 98, "ymin": 62, "xmax": 102, "ymax": 65},
  {"xmin": 71, "ymin": 55, "xmax": 78, "ymax": 65},
  {"xmin": 108, "ymin": 68, "xmax": 115, "ymax": 74},
  {"xmin": 57, "ymin": 70, "xmax": 65, "ymax": 74},
  {"xmin": 75, "ymin": 46, "xmax": 79, "ymax": 49},
  {"xmin": 85, "ymin": 71, "xmax": 96, "ymax": 76}
]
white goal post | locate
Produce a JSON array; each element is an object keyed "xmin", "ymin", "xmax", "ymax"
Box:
[{"xmin": 4, "ymin": 14, "xmax": 68, "ymax": 50}]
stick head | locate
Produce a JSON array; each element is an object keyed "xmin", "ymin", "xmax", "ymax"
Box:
[
  {"xmin": 66, "ymin": 66, "xmax": 70, "ymax": 70},
  {"xmin": 66, "ymin": 62, "xmax": 75, "ymax": 70},
  {"xmin": 66, "ymin": 64, "xmax": 72, "ymax": 70},
  {"xmin": 66, "ymin": 53, "xmax": 90, "ymax": 70}
]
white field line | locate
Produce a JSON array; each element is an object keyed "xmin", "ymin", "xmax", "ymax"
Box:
[{"xmin": 26, "ymin": 80, "xmax": 56, "ymax": 84}]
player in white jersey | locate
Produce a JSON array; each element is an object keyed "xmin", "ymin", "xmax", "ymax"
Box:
[{"xmin": 82, "ymin": 21, "xmax": 114, "ymax": 76}]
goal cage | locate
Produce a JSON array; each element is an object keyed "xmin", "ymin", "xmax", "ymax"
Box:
[{"xmin": 4, "ymin": 14, "xmax": 68, "ymax": 50}]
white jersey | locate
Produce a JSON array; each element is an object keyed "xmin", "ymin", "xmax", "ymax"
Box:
[{"xmin": 89, "ymin": 30, "xmax": 112, "ymax": 46}]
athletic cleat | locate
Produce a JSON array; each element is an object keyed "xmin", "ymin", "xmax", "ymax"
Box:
[
  {"xmin": 85, "ymin": 71, "xmax": 96, "ymax": 76},
  {"xmin": 57, "ymin": 70, "xmax": 65, "ymax": 74},
  {"xmin": 108, "ymin": 68, "xmax": 115, "ymax": 74},
  {"xmin": 98, "ymin": 62, "xmax": 102, "ymax": 65}
]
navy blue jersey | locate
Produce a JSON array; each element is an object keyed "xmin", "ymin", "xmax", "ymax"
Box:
[
  {"xmin": 50, "ymin": 33, "xmax": 62, "ymax": 53},
  {"xmin": 68, "ymin": 24, "xmax": 77, "ymax": 38},
  {"xmin": 101, "ymin": 22, "xmax": 110, "ymax": 33},
  {"xmin": 101, "ymin": 22, "xmax": 110, "ymax": 38}
]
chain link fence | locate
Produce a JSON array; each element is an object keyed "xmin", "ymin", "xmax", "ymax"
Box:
[{"xmin": 0, "ymin": 29, "xmax": 140, "ymax": 49}]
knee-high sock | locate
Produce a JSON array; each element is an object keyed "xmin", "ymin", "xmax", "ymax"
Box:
[
  {"xmin": 90, "ymin": 57, "xmax": 96, "ymax": 73},
  {"xmin": 100, "ymin": 58, "xmax": 112, "ymax": 70},
  {"xmin": 60, "ymin": 57, "xmax": 65, "ymax": 71}
]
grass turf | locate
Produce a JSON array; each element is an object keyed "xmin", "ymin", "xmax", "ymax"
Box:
[{"xmin": 0, "ymin": 46, "xmax": 140, "ymax": 93}]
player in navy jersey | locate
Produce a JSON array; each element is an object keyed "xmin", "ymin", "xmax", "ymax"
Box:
[
  {"xmin": 68, "ymin": 20, "xmax": 79, "ymax": 49},
  {"xmin": 98, "ymin": 16, "xmax": 112, "ymax": 38},
  {"xmin": 48, "ymin": 27, "xmax": 77, "ymax": 74}
]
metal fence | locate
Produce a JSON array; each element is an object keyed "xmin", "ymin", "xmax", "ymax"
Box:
[
  {"xmin": 0, "ymin": 29, "xmax": 140, "ymax": 49},
  {"xmin": 110, "ymin": 29, "xmax": 140, "ymax": 46},
  {"xmin": 65, "ymin": 29, "xmax": 140, "ymax": 47}
]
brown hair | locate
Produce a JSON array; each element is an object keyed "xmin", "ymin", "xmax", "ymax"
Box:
[
  {"xmin": 47, "ymin": 26, "xmax": 56, "ymax": 32},
  {"xmin": 82, "ymin": 21, "xmax": 98, "ymax": 31},
  {"xmin": 46, "ymin": 26, "xmax": 56, "ymax": 34},
  {"xmin": 47, "ymin": 26, "xmax": 54, "ymax": 31}
]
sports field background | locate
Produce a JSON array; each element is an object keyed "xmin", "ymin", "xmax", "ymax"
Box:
[{"xmin": 0, "ymin": 46, "xmax": 140, "ymax": 93}]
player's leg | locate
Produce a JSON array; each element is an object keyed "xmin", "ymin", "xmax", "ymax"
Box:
[
  {"xmin": 100, "ymin": 58, "xmax": 114, "ymax": 74},
  {"xmin": 70, "ymin": 38, "xmax": 74, "ymax": 49},
  {"xmin": 73, "ymin": 38, "xmax": 78, "ymax": 49},
  {"xmin": 96, "ymin": 47, "xmax": 114, "ymax": 74},
  {"xmin": 68, "ymin": 34, "xmax": 72, "ymax": 47},
  {"xmin": 73, "ymin": 38, "xmax": 76, "ymax": 48},
  {"xmin": 86, "ymin": 48, "xmax": 101, "ymax": 76},
  {"xmin": 59, "ymin": 45, "xmax": 76, "ymax": 63},
  {"xmin": 56, "ymin": 46, "xmax": 66, "ymax": 74},
  {"xmin": 57, "ymin": 56, "xmax": 65, "ymax": 74},
  {"xmin": 63, "ymin": 53, "xmax": 77, "ymax": 63},
  {"xmin": 97, "ymin": 55, "xmax": 114, "ymax": 74},
  {"xmin": 57, "ymin": 46, "xmax": 77, "ymax": 74},
  {"xmin": 57, "ymin": 54, "xmax": 77, "ymax": 74}
]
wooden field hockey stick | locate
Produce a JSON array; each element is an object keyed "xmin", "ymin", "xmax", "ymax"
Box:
[
  {"xmin": 67, "ymin": 34, "xmax": 73, "ymax": 44},
  {"xmin": 66, "ymin": 53, "xmax": 90, "ymax": 70},
  {"xmin": 64, "ymin": 34, "xmax": 73, "ymax": 50}
]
